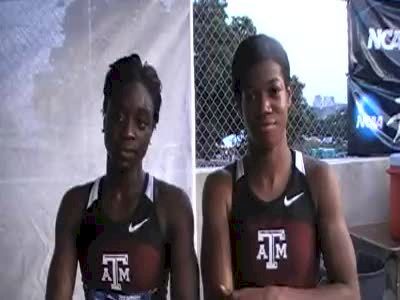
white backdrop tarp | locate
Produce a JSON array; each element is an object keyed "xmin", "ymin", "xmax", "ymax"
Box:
[{"xmin": 0, "ymin": 0, "xmax": 193, "ymax": 298}]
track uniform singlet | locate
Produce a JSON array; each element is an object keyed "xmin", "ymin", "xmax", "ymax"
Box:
[
  {"xmin": 228, "ymin": 150, "xmax": 321, "ymax": 289},
  {"xmin": 77, "ymin": 174, "xmax": 169, "ymax": 300}
]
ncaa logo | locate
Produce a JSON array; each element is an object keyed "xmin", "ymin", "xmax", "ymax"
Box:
[{"xmin": 367, "ymin": 28, "xmax": 400, "ymax": 51}]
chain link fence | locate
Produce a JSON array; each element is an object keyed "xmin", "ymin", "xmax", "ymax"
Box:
[{"xmin": 194, "ymin": 0, "xmax": 348, "ymax": 168}]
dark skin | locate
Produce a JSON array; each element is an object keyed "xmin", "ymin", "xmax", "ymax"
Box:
[
  {"xmin": 46, "ymin": 82, "xmax": 199, "ymax": 300},
  {"xmin": 201, "ymin": 60, "xmax": 360, "ymax": 300}
]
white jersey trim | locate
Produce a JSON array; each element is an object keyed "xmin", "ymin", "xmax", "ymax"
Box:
[
  {"xmin": 144, "ymin": 175, "xmax": 154, "ymax": 202},
  {"xmin": 295, "ymin": 150, "xmax": 306, "ymax": 175},
  {"xmin": 87, "ymin": 177, "xmax": 101, "ymax": 208},
  {"xmin": 236, "ymin": 158, "xmax": 245, "ymax": 181},
  {"xmin": 87, "ymin": 174, "xmax": 154, "ymax": 208},
  {"xmin": 236, "ymin": 150, "xmax": 305, "ymax": 181}
]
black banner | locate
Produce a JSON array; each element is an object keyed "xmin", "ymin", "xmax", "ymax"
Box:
[{"xmin": 347, "ymin": 0, "xmax": 400, "ymax": 155}]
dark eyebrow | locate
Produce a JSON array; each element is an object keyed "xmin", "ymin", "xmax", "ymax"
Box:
[
  {"xmin": 266, "ymin": 78, "xmax": 282, "ymax": 85},
  {"xmin": 136, "ymin": 107, "xmax": 152, "ymax": 116},
  {"xmin": 245, "ymin": 78, "xmax": 282, "ymax": 89}
]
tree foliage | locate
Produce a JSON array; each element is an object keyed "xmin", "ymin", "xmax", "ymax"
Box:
[
  {"xmin": 194, "ymin": 0, "xmax": 256, "ymax": 161},
  {"xmin": 193, "ymin": 1, "xmax": 345, "ymax": 162},
  {"xmin": 287, "ymin": 76, "xmax": 318, "ymax": 148}
]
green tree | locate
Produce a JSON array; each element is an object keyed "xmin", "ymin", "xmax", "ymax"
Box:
[
  {"xmin": 288, "ymin": 76, "xmax": 348, "ymax": 155},
  {"xmin": 287, "ymin": 76, "xmax": 318, "ymax": 150},
  {"xmin": 193, "ymin": 0, "xmax": 256, "ymax": 164},
  {"xmin": 194, "ymin": 1, "xmax": 321, "ymax": 163}
]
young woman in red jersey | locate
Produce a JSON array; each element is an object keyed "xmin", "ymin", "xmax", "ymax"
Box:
[
  {"xmin": 201, "ymin": 34, "xmax": 360, "ymax": 300},
  {"xmin": 46, "ymin": 54, "xmax": 199, "ymax": 300}
]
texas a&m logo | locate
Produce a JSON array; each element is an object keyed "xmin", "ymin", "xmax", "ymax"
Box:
[
  {"xmin": 101, "ymin": 254, "xmax": 130, "ymax": 290},
  {"xmin": 256, "ymin": 229, "xmax": 288, "ymax": 270}
]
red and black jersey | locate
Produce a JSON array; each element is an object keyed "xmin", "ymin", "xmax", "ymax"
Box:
[
  {"xmin": 228, "ymin": 150, "xmax": 321, "ymax": 289},
  {"xmin": 76, "ymin": 174, "xmax": 169, "ymax": 300}
]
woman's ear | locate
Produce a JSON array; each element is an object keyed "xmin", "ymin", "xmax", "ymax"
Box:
[
  {"xmin": 235, "ymin": 93, "xmax": 243, "ymax": 116},
  {"xmin": 102, "ymin": 110, "xmax": 107, "ymax": 133},
  {"xmin": 287, "ymin": 85, "xmax": 293, "ymax": 108}
]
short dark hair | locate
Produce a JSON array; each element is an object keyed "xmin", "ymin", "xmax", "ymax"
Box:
[
  {"xmin": 232, "ymin": 34, "xmax": 290, "ymax": 100},
  {"xmin": 103, "ymin": 53, "xmax": 162, "ymax": 125}
]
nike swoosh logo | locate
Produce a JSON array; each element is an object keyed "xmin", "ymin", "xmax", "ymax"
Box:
[
  {"xmin": 128, "ymin": 218, "xmax": 149, "ymax": 233},
  {"xmin": 284, "ymin": 192, "xmax": 304, "ymax": 207}
]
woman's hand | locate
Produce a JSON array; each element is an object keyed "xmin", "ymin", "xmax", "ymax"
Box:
[{"xmin": 221, "ymin": 284, "xmax": 284, "ymax": 300}]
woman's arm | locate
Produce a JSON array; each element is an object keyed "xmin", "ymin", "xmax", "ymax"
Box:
[{"xmin": 201, "ymin": 170, "xmax": 235, "ymax": 300}]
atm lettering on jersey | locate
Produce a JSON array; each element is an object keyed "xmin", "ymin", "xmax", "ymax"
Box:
[
  {"xmin": 256, "ymin": 229, "xmax": 288, "ymax": 270},
  {"xmin": 101, "ymin": 254, "xmax": 131, "ymax": 291}
]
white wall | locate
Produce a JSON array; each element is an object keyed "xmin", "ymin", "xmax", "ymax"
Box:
[{"xmin": 195, "ymin": 157, "xmax": 391, "ymax": 253}]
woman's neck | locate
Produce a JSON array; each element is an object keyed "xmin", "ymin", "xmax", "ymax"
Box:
[
  {"xmin": 246, "ymin": 138, "xmax": 292, "ymax": 185},
  {"xmin": 104, "ymin": 160, "xmax": 145, "ymax": 200}
]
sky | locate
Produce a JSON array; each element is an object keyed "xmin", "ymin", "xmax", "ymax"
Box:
[{"xmin": 225, "ymin": 0, "xmax": 348, "ymax": 105}]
